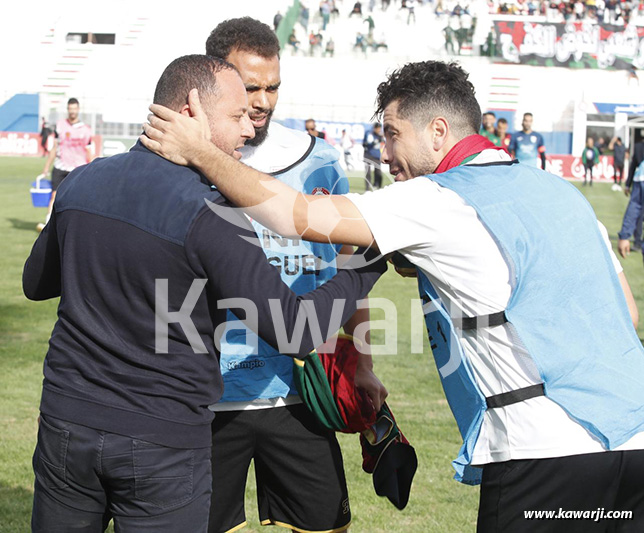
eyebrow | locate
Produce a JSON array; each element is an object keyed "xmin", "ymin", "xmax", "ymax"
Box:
[{"xmin": 245, "ymin": 82, "xmax": 281, "ymax": 92}]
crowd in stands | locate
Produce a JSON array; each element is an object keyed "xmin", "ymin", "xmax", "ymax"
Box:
[
  {"xmin": 488, "ymin": 0, "xmax": 643, "ymax": 25},
  {"xmin": 278, "ymin": 0, "xmax": 644, "ymax": 60}
]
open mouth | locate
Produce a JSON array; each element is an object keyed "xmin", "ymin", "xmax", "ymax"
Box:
[{"xmin": 250, "ymin": 115, "xmax": 268, "ymax": 128}]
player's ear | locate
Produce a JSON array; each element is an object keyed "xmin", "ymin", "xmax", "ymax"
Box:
[
  {"xmin": 179, "ymin": 103, "xmax": 191, "ymax": 117},
  {"xmin": 427, "ymin": 117, "xmax": 449, "ymax": 151}
]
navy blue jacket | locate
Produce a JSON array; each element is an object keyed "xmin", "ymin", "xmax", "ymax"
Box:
[{"xmin": 23, "ymin": 143, "xmax": 385, "ymax": 448}]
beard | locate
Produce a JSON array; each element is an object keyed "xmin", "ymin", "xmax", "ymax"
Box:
[{"xmin": 245, "ymin": 110, "xmax": 274, "ymax": 147}]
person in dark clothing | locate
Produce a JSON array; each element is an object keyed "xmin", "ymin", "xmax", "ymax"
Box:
[
  {"xmin": 610, "ymin": 136, "xmax": 627, "ymax": 189},
  {"xmin": 363, "ymin": 123, "xmax": 384, "ymax": 190},
  {"xmin": 581, "ymin": 137, "xmax": 600, "ymax": 187},
  {"xmin": 24, "ymin": 54, "xmax": 386, "ymax": 533},
  {"xmin": 273, "ymin": 11, "xmax": 283, "ymax": 31},
  {"xmin": 618, "ymin": 138, "xmax": 644, "ymax": 258},
  {"xmin": 305, "ymin": 118, "xmax": 326, "ymax": 139},
  {"xmin": 39, "ymin": 117, "xmax": 51, "ymax": 156}
]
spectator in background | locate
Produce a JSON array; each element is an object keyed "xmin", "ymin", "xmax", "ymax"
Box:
[
  {"xmin": 330, "ymin": 0, "xmax": 340, "ymax": 19},
  {"xmin": 618, "ymin": 136, "xmax": 644, "ymax": 256},
  {"xmin": 444, "ymin": 23, "xmax": 456, "ymax": 54},
  {"xmin": 300, "ymin": 4, "xmax": 310, "ymax": 29},
  {"xmin": 354, "ymin": 32, "xmax": 367, "ymax": 53},
  {"xmin": 628, "ymin": 65, "xmax": 639, "ymax": 86},
  {"xmin": 324, "ymin": 37, "xmax": 335, "ymax": 56},
  {"xmin": 363, "ymin": 122, "xmax": 384, "ymax": 190},
  {"xmin": 581, "ymin": 137, "xmax": 600, "ymax": 187},
  {"xmin": 288, "ymin": 30, "xmax": 301, "ymax": 53},
  {"xmin": 509, "ymin": 112, "xmax": 546, "ymax": 169},
  {"xmin": 596, "ymin": 136, "xmax": 607, "ymax": 155},
  {"xmin": 480, "ymin": 112, "xmax": 501, "ymax": 146},
  {"xmin": 38, "ymin": 98, "xmax": 93, "ymax": 232},
  {"xmin": 305, "ymin": 118, "xmax": 326, "ymax": 140},
  {"xmin": 364, "ymin": 14, "xmax": 376, "ymax": 36},
  {"xmin": 308, "ymin": 29, "xmax": 323, "ymax": 56},
  {"xmin": 341, "ymin": 128, "xmax": 355, "ymax": 170},
  {"xmin": 496, "ymin": 117, "xmax": 511, "ymax": 153},
  {"xmin": 609, "ymin": 136, "xmax": 627, "ymax": 191},
  {"xmin": 406, "ymin": 0, "xmax": 417, "ymax": 24},
  {"xmin": 273, "ymin": 10, "xmax": 283, "ymax": 31},
  {"xmin": 39, "ymin": 117, "xmax": 51, "ymax": 157},
  {"xmin": 350, "ymin": 1, "xmax": 363, "ymax": 16},
  {"xmin": 320, "ymin": 1, "xmax": 331, "ymax": 30}
]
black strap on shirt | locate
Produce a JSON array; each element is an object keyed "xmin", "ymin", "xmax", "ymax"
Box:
[
  {"xmin": 451, "ymin": 311, "xmax": 508, "ymax": 330},
  {"xmin": 486, "ymin": 383, "xmax": 545, "ymax": 409}
]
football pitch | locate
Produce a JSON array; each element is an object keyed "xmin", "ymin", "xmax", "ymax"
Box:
[{"xmin": 1, "ymin": 156, "xmax": 643, "ymax": 532}]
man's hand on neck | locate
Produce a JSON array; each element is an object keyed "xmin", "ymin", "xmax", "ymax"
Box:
[{"xmin": 141, "ymin": 89, "xmax": 216, "ymax": 169}]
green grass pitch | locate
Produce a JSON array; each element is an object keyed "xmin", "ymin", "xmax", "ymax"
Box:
[{"xmin": 1, "ymin": 156, "xmax": 643, "ymax": 532}]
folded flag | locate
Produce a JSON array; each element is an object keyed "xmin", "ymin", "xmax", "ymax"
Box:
[{"xmin": 293, "ymin": 334, "xmax": 418, "ymax": 509}]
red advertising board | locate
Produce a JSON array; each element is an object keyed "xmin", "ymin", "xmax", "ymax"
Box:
[
  {"xmin": 0, "ymin": 132, "xmax": 103, "ymax": 158},
  {"xmin": 545, "ymin": 154, "xmax": 616, "ymax": 182},
  {"xmin": 0, "ymin": 135, "xmax": 619, "ymax": 183}
]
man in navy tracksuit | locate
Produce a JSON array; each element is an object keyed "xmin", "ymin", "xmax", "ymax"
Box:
[
  {"xmin": 618, "ymin": 138, "xmax": 644, "ymax": 258},
  {"xmin": 23, "ymin": 55, "xmax": 385, "ymax": 533}
]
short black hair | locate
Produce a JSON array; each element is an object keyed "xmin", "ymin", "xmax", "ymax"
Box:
[
  {"xmin": 497, "ymin": 117, "xmax": 507, "ymax": 125},
  {"xmin": 153, "ymin": 55, "xmax": 236, "ymax": 111},
  {"xmin": 67, "ymin": 98, "xmax": 79, "ymax": 106},
  {"xmin": 523, "ymin": 112, "xmax": 533, "ymax": 118},
  {"xmin": 375, "ymin": 61, "xmax": 481, "ymax": 138},
  {"xmin": 483, "ymin": 111, "xmax": 496, "ymax": 118},
  {"xmin": 206, "ymin": 17, "xmax": 280, "ymax": 59}
]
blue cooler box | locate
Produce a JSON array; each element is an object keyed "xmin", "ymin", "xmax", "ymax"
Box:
[{"xmin": 31, "ymin": 175, "xmax": 52, "ymax": 207}]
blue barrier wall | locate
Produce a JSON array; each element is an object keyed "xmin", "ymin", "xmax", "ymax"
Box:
[{"xmin": 0, "ymin": 94, "xmax": 39, "ymax": 132}]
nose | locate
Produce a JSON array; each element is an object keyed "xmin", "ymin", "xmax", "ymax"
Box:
[
  {"xmin": 252, "ymin": 90, "xmax": 270, "ymax": 111},
  {"xmin": 241, "ymin": 113, "xmax": 255, "ymax": 140},
  {"xmin": 381, "ymin": 144, "xmax": 391, "ymax": 165}
]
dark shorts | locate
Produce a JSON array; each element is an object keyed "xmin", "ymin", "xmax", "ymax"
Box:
[
  {"xmin": 32, "ymin": 414, "xmax": 212, "ymax": 533},
  {"xmin": 477, "ymin": 449, "xmax": 644, "ymax": 532},
  {"xmin": 51, "ymin": 167, "xmax": 71, "ymax": 190},
  {"xmin": 208, "ymin": 404, "xmax": 351, "ymax": 533}
]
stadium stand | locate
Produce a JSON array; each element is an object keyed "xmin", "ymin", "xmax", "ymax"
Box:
[{"xmin": 1, "ymin": 0, "xmax": 644, "ymax": 175}]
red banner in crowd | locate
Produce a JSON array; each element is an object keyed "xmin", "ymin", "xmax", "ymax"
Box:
[
  {"xmin": 494, "ymin": 20, "xmax": 644, "ymax": 70},
  {"xmin": 0, "ymin": 132, "xmax": 103, "ymax": 158},
  {"xmin": 546, "ymin": 154, "xmax": 617, "ymax": 181}
]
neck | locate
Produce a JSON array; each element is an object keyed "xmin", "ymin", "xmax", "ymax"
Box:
[{"xmin": 434, "ymin": 133, "xmax": 505, "ymax": 174}]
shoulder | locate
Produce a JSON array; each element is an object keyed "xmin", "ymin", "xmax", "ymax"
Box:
[{"xmin": 240, "ymin": 122, "xmax": 314, "ymax": 173}]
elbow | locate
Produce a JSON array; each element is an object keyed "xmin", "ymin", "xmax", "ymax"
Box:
[{"xmin": 23, "ymin": 284, "xmax": 42, "ymax": 301}]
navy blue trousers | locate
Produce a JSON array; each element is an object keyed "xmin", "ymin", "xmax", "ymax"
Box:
[{"xmin": 32, "ymin": 414, "xmax": 212, "ymax": 532}]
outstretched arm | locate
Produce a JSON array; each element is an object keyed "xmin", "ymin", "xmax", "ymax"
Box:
[{"xmin": 140, "ymin": 89, "xmax": 376, "ymax": 249}]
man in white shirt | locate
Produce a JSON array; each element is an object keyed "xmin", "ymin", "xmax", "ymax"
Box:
[
  {"xmin": 141, "ymin": 60, "xmax": 644, "ymax": 532},
  {"xmin": 202, "ymin": 17, "xmax": 384, "ymax": 533}
]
